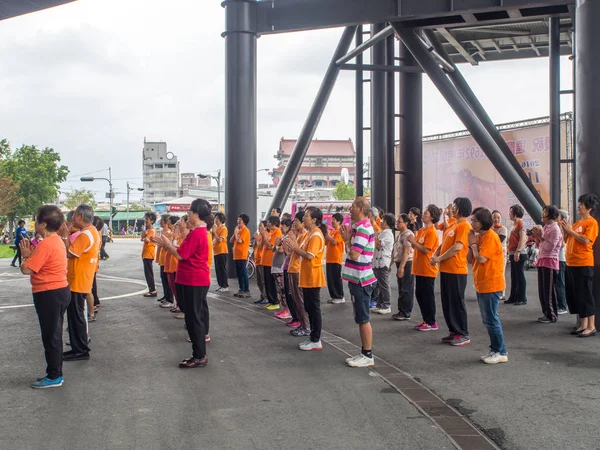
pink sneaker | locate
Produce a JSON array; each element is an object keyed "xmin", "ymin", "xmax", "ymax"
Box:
[
  {"xmin": 286, "ymin": 320, "xmax": 301, "ymax": 328},
  {"xmin": 414, "ymin": 321, "xmax": 426, "ymax": 330},
  {"xmin": 274, "ymin": 309, "xmax": 292, "ymax": 319},
  {"xmin": 416, "ymin": 322, "xmax": 438, "ymax": 332}
]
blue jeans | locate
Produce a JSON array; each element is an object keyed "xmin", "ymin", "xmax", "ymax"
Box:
[
  {"xmin": 349, "ymin": 282, "xmax": 376, "ymax": 324},
  {"xmin": 477, "ymin": 292, "xmax": 507, "ymax": 355},
  {"xmin": 234, "ymin": 260, "xmax": 249, "ymax": 292}
]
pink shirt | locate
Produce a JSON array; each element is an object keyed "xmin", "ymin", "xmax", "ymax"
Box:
[
  {"xmin": 536, "ymin": 222, "xmax": 562, "ymax": 271},
  {"xmin": 175, "ymin": 225, "xmax": 210, "ymax": 286}
]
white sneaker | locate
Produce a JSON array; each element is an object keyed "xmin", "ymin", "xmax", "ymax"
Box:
[
  {"xmin": 346, "ymin": 353, "xmax": 375, "ymax": 367},
  {"xmin": 299, "ymin": 340, "xmax": 323, "ymax": 351},
  {"xmin": 482, "ymin": 352, "xmax": 508, "ymax": 365},
  {"xmin": 220, "ymin": 287, "xmax": 229, "ymax": 292},
  {"xmin": 215, "ymin": 287, "xmax": 222, "ymax": 292},
  {"xmin": 160, "ymin": 302, "xmax": 175, "ymax": 308},
  {"xmin": 370, "ymin": 306, "xmax": 381, "ymax": 312},
  {"xmin": 376, "ymin": 307, "xmax": 391, "ymax": 314},
  {"xmin": 480, "ymin": 351, "xmax": 495, "ymax": 361},
  {"xmin": 345, "ymin": 354, "xmax": 359, "ymax": 364},
  {"xmin": 331, "ymin": 298, "xmax": 346, "ymax": 304}
]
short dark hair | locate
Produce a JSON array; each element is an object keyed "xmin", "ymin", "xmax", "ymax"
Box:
[
  {"xmin": 238, "ymin": 213, "xmax": 250, "ymax": 225},
  {"xmin": 579, "ymin": 193, "xmax": 600, "ymax": 214},
  {"xmin": 492, "ymin": 210, "xmax": 502, "ymax": 217},
  {"xmin": 36, "ymin": 205, "xmax": 64, "ymax": 232},
  {"xmin": 294, "ymin": 212, "xmax": 304, "ymax": 223},
  {"xmin": 145, "ymin": 211, "xmax": 157, "ymax": 223},
  {"xmin": 453, "ymin": 197, "xmax": 473, "ymax": 218},
  {"xmin": 160, "ymin": 213, "xmax": 171, "ymax": 224},
  {"xmin": 382, "ymin": 213, "xmax": 395, "ymax": 229},
  {"xmin": 281, "ymin": 212, "xmax": 291, "ymax": 221},
  {"xmin": 409, "ymin": 207, "xmax": 421, "ymax": 218},
  {"xmin": 509, "ymin": 204, "xmax": 524, "ymax": 218},
  {"xmin": 18, "ymin": 220, "xmax": 25, "ymax": 226},
  {"xmin": 190, "ymin": 198, "xmax": 214, "ymax": 229},
  {"xmin": 93, "ymin": 216, "xmax": 104, "ymax": 231},
  {"xmin": 281, "ymin": 218, "xmax": 293, "ymax": 229},
  {"xmin": 267, "ymin": 215, "xmax": 280, "ymax": 227},
  {"xmin": 425, "ymin": 204, "xmax": 440, "ymax": 223},
  {"xmin": 332, "ymin": 213, "xmax": 344, "ymax": 223},
  {"xmin": 215, "ymin": 212, "xmax": 226, "ymax": 224},
  {"xmin": 473, "ymin": 207, "xmax": 493, "ymax": 231},
  {"xmin": 273, "ymin": 207, "xmax": 282, "ymax": 214},
  {"xmin": 543, "ymin": 205, "xmax": 559, "ymax": 221},
  {"xmin": 169, "ymin": 215, "xmax": 179, "ymax": 225}
]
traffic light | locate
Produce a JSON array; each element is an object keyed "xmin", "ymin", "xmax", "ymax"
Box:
[{"xmin": 111, "ymin": 206, "xmax": 117, "ymax": 218}]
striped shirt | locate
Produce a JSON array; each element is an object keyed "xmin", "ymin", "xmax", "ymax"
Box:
[{"xmin": 342, "ymin": 218, "xmax": 377, "ymax": 286}]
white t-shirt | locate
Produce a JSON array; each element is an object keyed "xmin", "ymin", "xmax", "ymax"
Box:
[{"xmin": 373, "ymin": 228, "xmax": 394, "ymax": 269}]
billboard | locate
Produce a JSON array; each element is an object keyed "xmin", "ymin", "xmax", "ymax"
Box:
[{"xmin": 421, "ymin": 115, "xmax": 573, "ymax": 227}]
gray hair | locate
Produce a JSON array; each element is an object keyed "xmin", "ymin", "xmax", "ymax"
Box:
[
  {"xmin": 559, "ymin": 209, "xmax": 569, "ymax": 221},
  {"xmin": 76, "ymin": 204, "xmax": 94, "ymax": 223}
]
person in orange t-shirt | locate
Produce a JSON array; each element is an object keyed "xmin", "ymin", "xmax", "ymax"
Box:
[
  {"xmin": 165, "ymin": 217, "xmax": 186, "ymax": 311},
  {"xmin": 408, "ymin": 204, "xmax": 440, "ymax": 330},
  {"xmin": 230, "ymin": 213, "xmax": 251, "ymax": 298},
  {"xmin": 19, "ymin": 205, "xmax": 70, "ymax": 387},
  {"xmin": 212, "ymin": 212, "xmax": 229, "ymax": 292},
  {"xmin": 259, "ymin": 216, "xmax": 283, "ymax": 308},
  {"xmin": 468, "ymin": 207, "xmax": 508, "ymax": 364},
  {"xmin": 438, "ymin": 204, "xmax": 457, "ymax": 233},
  {"xmin": 431, "ymin": 197, "xmax": 473, "ymax": 346},
  {"xmin": 284, "ymin": 213, "xmax": 310, "ymax": 334},
  {"xmin": 160, "ymin": 215, "xmax": 180, "ymax": 309},
  {"xmin": 157, "ymin": 214, "xmax": 174, "ymax": 305},
  {"xmin": 141, "ymin": 211, "xmax": 158, "ymax": 297},
  {"xmin": 253, "ymin": 222, "xmax": 267, "ymax": 302},
  {"xmin": 561, "ymin": 193, "xmax": 600, "ymax": 337},
  {"xmin": 285, "ymin": 207, "xmax": 327, "ymax": 351},
  {"xmin": 325, "ymin": 213, "xmax": 346, "ymax": 303},
  {"xmin": 369, "ymin": 207, "xmax": 382, "ymax": 233}
]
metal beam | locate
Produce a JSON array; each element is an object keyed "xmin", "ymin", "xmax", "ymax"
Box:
[
  {"xmin": 437, "ymin": 28, "xmax": 479, "ymax": 65},
  {"xmin": 341, "ymin": 63, "xmax": 423, "ymax": 73},
  {"xmin": 268, "ymin": 26, "xmax": 357, "ymax": 213},
  {"xmin": 386, "ymin": 34, "xmax": 396, "ymax": 214},
  {"xmin": 395, "ymin": 26, "xmax": 543, "ymax": 223},
  {"xmin": 355, "ymin": 25, "xmax": 364, "ymax": 197},
  {"xmin": 549, "ymin": 16, "xmax": 561, "ymax": 206},
  {"xmin": 336, "ymin": 25, "xmax": 394, "ymax": 66}
]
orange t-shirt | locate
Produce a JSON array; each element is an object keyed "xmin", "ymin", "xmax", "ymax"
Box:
[
  {"xmin": 299, "ymin": 228, "xmax": 326, "ymax": 288},
  {"xmin": 254, "ymin": 240, "xmax": 263, "ymax": 265},
  {"xmin": 207, "ymin": 229, "xmax": 213, "ymax": 268},
  {"xmin": 164, "ymin": 251, "xmax": 173, "ymax": 273},
  {"xmin": 158, "ymin": 229, "xmax": 172, "ymax": 266},
  {"xmin": 213, "ymin": 225, "xmax": 228, "ymax": 255},
  {"xmin": 262, "ymin": 228, "xmax": 282, "ymax": 267},
  {"xmin": 142, "ymin": 228, "xmax": 156, "ymax": 259},
  {"xmin": 473, "ymin": 230, "xmax": 506, "ymax": 294},
  {"xmin": 288, "ymin": 231, "xmax": 307, "ymax": 274},
  {"xmin": 566, "ymin": 217, "xmax": 599, "ymax": 267},
  {"xmin": 438, "ymin": 217, "xmax": 457, "ymax": 232},
  {"xmin": 411, "ymin": 225, "xmax": 439, "ymax": 278},
  {"xmin": 165, "ymin": 235, "xmax": 183, "ymax": 273},
  {"xmin": 233, "ymin": 226, "xmax": 251, "ymax": 261},
  {"xmin": 68, "ymin": 225, "xmax": 101, "ymax": 293},
  {"xmin": 372, "ymin": 221, "xmax": 382, "ymax": 233},
  {"xmin": 439, "ymin": 220, "xmax": 471, "ymax": 274},
  {"xmin": 376, "ymin": 217, "xmax": 382, "ymax": 227},
  {"xmin": 326, "ymin": 229, "xmax": 345, "ymax": 264},
  {"xmin": 25, "ymin": 234, "xmax": 68, "ymax": 294}
]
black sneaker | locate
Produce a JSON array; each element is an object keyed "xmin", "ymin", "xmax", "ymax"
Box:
[
  {"xmin": 179, "ymin": 356, "xmax": 208, "ymax": 368},
  {"xmin": 538, "ymin": 316, "xmax": 552, "ymax": 324},
  {"xmin": 515, "ymin": 300, "xmax": 527, "ymax": 306},
  {"xmin": 441, "ymin": 333, "xmax": 455, "ymax": 343},
  {"xmin": 63, "ymin": 352, "xmax": 90, "ymax": 361},
  {"xmin": 504, "ymin": 298, "xmax": 516, "ymax": 304}
]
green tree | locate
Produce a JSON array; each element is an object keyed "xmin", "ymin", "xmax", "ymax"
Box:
[
  {"xmin": 333, "ymin": 182, "xmax": 370, "ymax": 200},
  {"xmin": 63, "ymin": 188, "xmax": 97, "ymax": 210}
]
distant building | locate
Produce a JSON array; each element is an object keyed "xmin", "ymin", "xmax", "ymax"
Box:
[
  {"xmin": 142, "ymin": 139, "xmax": 180, "ymax": 204},
  {"xmin": 271, "ymin": 138, "xmax": 355, "ymax": 188},
  {"xmin": 181, "ymin": 172, "xmax": 211, "ymax": 190}
]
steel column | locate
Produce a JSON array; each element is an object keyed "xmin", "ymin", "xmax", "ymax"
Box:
[
  {"xmin": 386, "ymin": 34, "xmax": 396, "ymax": 214},
  {"xmin": 268, "ymin": 26, "xmax": 357, "ymax": 213},
  {"xmin": 370, "ymin": 23, "xmax": 388, "ymax": 211},
  {"xmin": 423, "ymin": 29, "xmax": 546, "ymax": 208},
  {"xmin": 224, "ymin": 0, "xmax": 257, "ymax": 277},
  {"xmin": 398, "ymin": 42, "xmax": 423, "ymax": 215},
  {"xmin": 395, "ymin": 26, "xmax": 543, "ymax": 224},
  {"xmin": 355, "ymin": 25, "xmax": 364, "ymax": 197},
  {"xmin": 549, "ymin": 16, "xmax": 562, "ymax": 206}
]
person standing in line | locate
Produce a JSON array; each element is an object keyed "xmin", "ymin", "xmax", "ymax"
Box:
[
  {"xmin": 270, "ymin": 219, "xmax": 290, "ymax": 319},
  {"xmin": 230, "ymin": 213, "xmax": 251, "ymax": 298},
  {"xmin": 467, "ymin": 207, "xmax": 508, "ymax": 365},
  {"xmin": 409, "ymin": 207, "xmax": 423, "ymax": 231},
  {"xmin": 154, "ymin": 199, "xmax": 213, "ymax": 368},
  {"xmin": 19, "ymin": 206, "xmax": 71, "ymax": 388},
  {"xmin": 157, "ymin": 214, "xmax": 174, "ymax": 305},
  {"xmin": 274, "ymin": 218, "xmax": 295, "ymax": 321},
  {"xmin": 172, "ymin": 216, "xmax": 188, "ymax": 319},
  {"xmin": 340, "ymin": 197, "xmax": 378, "ymax": 367},
  {"xmin": 141, "ymin": 212, "xmax": 158, "ymax": 297},
  {"xmin": 531, "ymin": 205, "xmax": 563, "ymax": 324},
  {"xmin": 561, "ymin": 193, "xmax": 600, "ymax": 337},
  {"xmin": 408, "ymin": 204, "xmax": 440, "ymax": 332},
  {"xmin": 286, "ymin": 207, "xmax": 327, "ymax": 352},
  {"xmin": 271, "ymin": 208, "xmax": 281, "ymax": 218},
  {"xmin": 325, "ymin": 213, "xmax": 346, "ymax": 304},
  {"xmin": 99, "ymin": 221, "xmax": 110, "ymax": 260},
  {"xmin": 505, "ymin": 205, "xmax": 528, "ymax": 305},
  {"xmin": 259, "ymin": 216, "xmax": 283, "ymax": 310},
  {"xmin": 491, "ymin": 210, "xmax": 508, "ymax": 300},
  {"xmin": 391, "ymin": 214, "xmax": 415, "ymax": 321},
  {"xmin": 161, "ymin": 216, "xmax": 180, "ymax": 309},
  {"xmin": 372, "ymin": 214, "xmax": 395, "ymax": 315},
  {"xmin": 438, "ymin": 204, "xmax": 456, "ymax": 232},
  {"xmin": 61, "ymin": 204, "xmax": 101, "ymax": 361},
  {"xmin": 89, "ymin": 216, "xmax": 105, "ymax": 318},
  {"xmin": 284, "ymin": 212, "xmax": 310, "ymax": 337},
  {"xmin": 431, "ymin": 198, "xmax": 473, "ymax": 346},
  {"xmin": 10, "ymin": 220, "xmax": 28, "ymax": 267},
  {"xmin": 253, "ymin": 221, "xmax": 268, "ymax": 304},
  {"xmin": 213, "ymin": 212, "xmax": 229, "ymax": 292},
  {"xmin": 555, "ymin": 210, "xmax": 569, "ymax": 315}
]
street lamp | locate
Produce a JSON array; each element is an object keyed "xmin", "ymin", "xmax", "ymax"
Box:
[
  {"xmin": 198, "ymin": 169, "xmax": 221, "ymax": 211},
  {"xmin": 81, "ymin": 167, "xmax": 114, "ymax": 233},
  {"xmin": 126, "ymin": 182, "xmax": 144, "ymax": 232}
]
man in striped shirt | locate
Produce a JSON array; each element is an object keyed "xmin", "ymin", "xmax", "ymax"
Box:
[{"xmin": 341, "ymin": 197, "xmax": 377, "ymax": 368}]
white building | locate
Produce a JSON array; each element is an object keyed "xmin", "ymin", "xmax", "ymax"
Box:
[{"xmin": 142, "ymin": 139, "xmax": 180, "ymax": 204}]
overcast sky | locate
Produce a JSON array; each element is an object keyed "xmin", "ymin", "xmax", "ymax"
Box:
[{"xmin": 0, "ymin": 0, "xmax": 574, "ymax": 204}]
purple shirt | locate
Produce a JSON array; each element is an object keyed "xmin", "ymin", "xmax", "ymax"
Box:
[{"xmin": 536, "ymin": 222, "xmax": 562, "ymax": 270}]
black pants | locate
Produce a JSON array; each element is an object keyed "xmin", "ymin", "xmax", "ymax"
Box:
[
  {"xmin": 508, "ymin": 254, "xmax": 527, "ymax": 304},
  {"xmin": 176, "ymin": 284, "xmax": 209, "ymax": 359},
  {"xmin": 283, "ymin": 270, "xmax": 297, "ymax": 320},
  {"xmin": 415, "ymin": 276, "xmax": 436, "ymax": 325},
  {"xmin": 160, "ymin": 265, "xmax": 173, "ymax": 301},
  {"xmin": 538, "ymin": 266, "xmax": 558, "ymax": 321},
  {"xmin": 92, "ymin": 273, "xmax": 100, "ymax": 306},
  {"xmin": 143, "ymin": 258, "xmax": 155, "ymax": 292},
  {"xmin": 214, "ymin": 254, "xmax": 229, "ymax": 288},
  {"xmin": 326, "ymin": 263, "xmax": 344, "ymax": 300},
  {"xmin": 11, "ymin": 245, "xmax": 21, "ymax": 266},
  {"xmin": 100, "ymin": 235, "xmax": 109, "ymax": 259},
  {"xmin": 440, "ymin": 272, "xmax": 469, "ymax": 336},
  {"xmin": 555, "ymin": 261, "xmax": 567, "ymax": 311},
  {"xmin": 263, "ymin": 266, "xmax": 278, "ymax": 305},
  {"xmin": 33, "ymin": 287, "xmax": 71, "ymax": 379},
  {"xmin": 396, "ymin": 261, "xmax": 415, "ymax": 317},
  {"xmin": 566, "ymin": 265, "xmax": 595, "ymax": 318},
  {"xmin": 303, "ymin": 287, "xmax": 322, "ymax": 342},
  {"xmin": 66, "ymin": 291, "xmax": 90, "ymax": 355}
]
